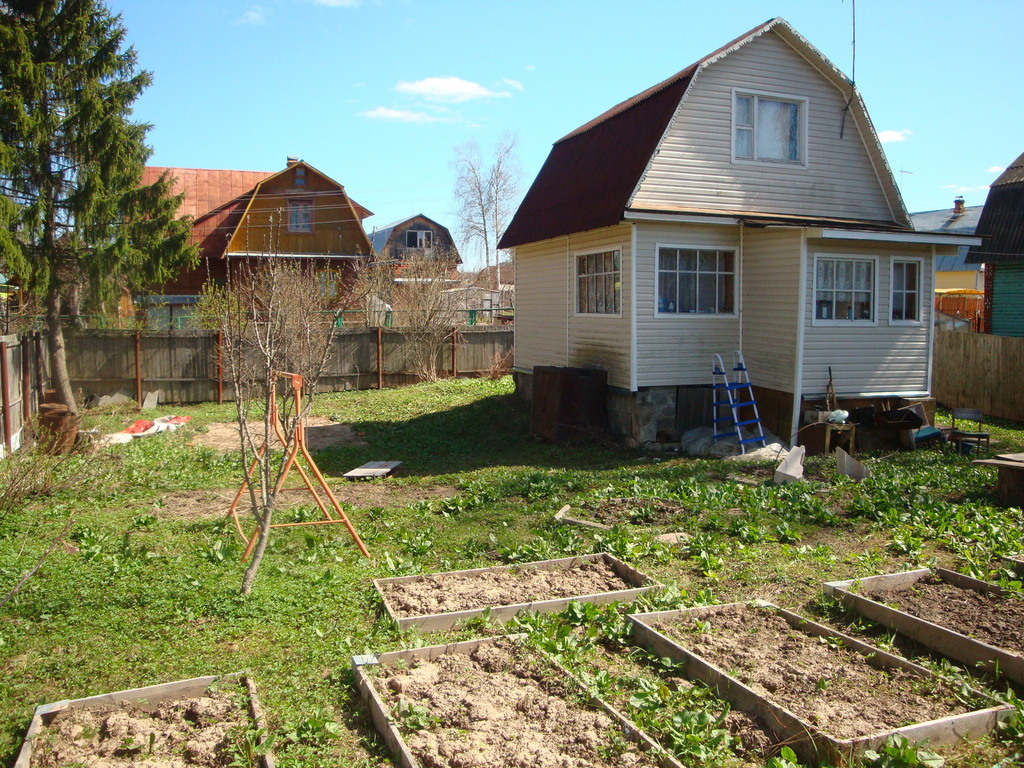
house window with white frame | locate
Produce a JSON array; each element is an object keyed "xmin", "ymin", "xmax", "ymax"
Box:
[
  {"xmin": 576, "ymin": 250, "xmax": 621, "ymax": 314},
  {"xmin": 657, "ymin": 248, "xmax": 735, "ymax": 314},
  {"xmin": 287, "ymin": 199, "xmax": 313, "ymax": 233},
  {"xmin": 815, "ymin": 256, "xmax": 874, "ymax": 321},
  {"xmin": 734, "ymin": 92, "xmax": 804, "ymax": 164},
  {"xmin": 405, "ymin": 229, "xmax": 432, "ymax": 248},
  {"xmin": 891, "ymin": 259, "xmax": 921, "ymax": 322}
]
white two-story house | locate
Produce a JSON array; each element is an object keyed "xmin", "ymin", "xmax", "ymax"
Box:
[{"xmin": 499, "ymin": 18, "xmax": 978, "ymax": 446}]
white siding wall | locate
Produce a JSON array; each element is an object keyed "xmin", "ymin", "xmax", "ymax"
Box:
[
  {"xmin": 515, "ymin": 225, "xmax": 633, "ymax": 389},
  {"xmin": 635, "ymin": 222, "xmax": 740, "ymax": 386},
  {"xmin": 631, "ymin": 31, "xmax": 894, "ymax": 223},
  {"xmin": 742, "ymin": 228, "xmax": 802, "ymax": 393},
  {"xmin": 801, "ymin": 241, "xmax": 934, "ymax": 397}
]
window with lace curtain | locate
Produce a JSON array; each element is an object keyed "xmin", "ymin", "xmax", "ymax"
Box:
[{"xmin": 733, "ymin": 90, "xmax": 806, "ymax": 165}]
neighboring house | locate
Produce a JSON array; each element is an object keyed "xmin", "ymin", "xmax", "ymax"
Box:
[
  {"xmin": 911, "ymin": 197, "xmax": 984, "ymax": 291},
  {"xmin": 370, "ymin": 214, "xmax": 461, "ymax": 271},
  {"xmin": 966, "ymin": 151, "xmax": 1024, "ymax": 336},
  {"xmin": 499, "ymin": 17, "xmax": 977, "ymax": 446},
  {"xmin": 141, "ymin": 158, "xmax": 373, "ymax": 328},
  {"xmin": 911, "ymin": 197, "xmax": 985, "ymax": 331}
]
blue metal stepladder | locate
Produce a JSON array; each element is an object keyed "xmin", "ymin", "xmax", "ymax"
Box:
[{"xmin": 712, "ymin": 351, "xmax": 767, "ymax": 454}]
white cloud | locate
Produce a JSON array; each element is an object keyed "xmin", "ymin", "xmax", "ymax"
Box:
[
  {"xmin": 360, "ymin": 107, "xmax": 443, "ymax": 124},
  {"xmin": 299, "ymin": 0, "xmax": 362, "ymax": 6},
  {"xmin": 501, "ymin": 78, "xmax": 524, "ymax": 91},
  {"xmin": 987, "ymin": 166, "xmax": 1006, "ymax": 174},
  {"xmin": 396, "ymin": 76, "xmax": 510, "ymax": 103},
  {"xmin": 878, "ymin": 129, "xmax": 912, "ymax": 144},
  {"xmin": 235, "ymin": 5, "xmax": 268, "ymax": 25}
]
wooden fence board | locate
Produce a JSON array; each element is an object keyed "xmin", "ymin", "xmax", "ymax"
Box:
[{"xmin": 933, "ymin": 330, "xmax": 1024, "ymax": 422}]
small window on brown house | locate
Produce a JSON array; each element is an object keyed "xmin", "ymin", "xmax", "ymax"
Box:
[{"xmin": 288, "ymin": 199, "xmax": 313, "ymax": 233}]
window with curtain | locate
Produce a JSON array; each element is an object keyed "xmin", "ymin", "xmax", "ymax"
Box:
[
  {"xmin": 657, "ymin": 248, "xmax": 735, "ymax": 314},
  {"xmin": 815, "ymin": 256, "xmax": 874, "ymax": 321},
  {"xmin": 287, "ymin": 199, "xmax": 313, "ymax": 232},
  {"xmin": 735, "ymin": 92, "xmax": 803, "ymax": 163}
]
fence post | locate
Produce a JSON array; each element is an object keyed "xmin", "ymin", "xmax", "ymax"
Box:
[
  {"xmin": 451, "ymin": 328, "xmax": 458, "ymax": 378},
  {"xmin": 0, "ymin": 342, "xmax": 11, "ymax": 454},
  {"xmin": 21, "ymin": 337, "xmax": 30, "ymax": 422},
  {"xmin": 216, "ymin": 330, "xmax": 224, "ymax": 405},
  {"xmin": 34, "ymin": 332, "xmax": 45, "ymax": 395},
  {"xmin": 134, "ymin": 330, "xmax": 143, "ymax": 407},
  {"xmin": 376, "ymin": 326, "xmax": 384, "ymax": 390}
]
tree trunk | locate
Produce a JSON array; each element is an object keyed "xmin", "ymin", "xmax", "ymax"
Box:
[
  {"xmin": 240, "ymin": 508, "xmax": 273, "ymax": 595},
  {"xmin": 46, "ymin": 287, "xmax": 77, "ymax": 414}
]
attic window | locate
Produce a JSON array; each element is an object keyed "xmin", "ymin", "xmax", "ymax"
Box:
[
  {"xmin": 294, "ymin": 167, "xmax": 306, "ymax": 187},
  {"xmin": 287, "ymin": 199, "xmax": 313, "ymax": 233},
  {"xmin": 406, "ymin": 230, "xmax": 432, "ymax": 249},
  {"xmin": 733, "ymin": 91, "xmax": 805, "ymax": 164}
]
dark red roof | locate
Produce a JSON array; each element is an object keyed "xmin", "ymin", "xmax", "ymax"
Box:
[{"xmin": 500, "ymin": 19, "xmax": 780, "ymax": 249}]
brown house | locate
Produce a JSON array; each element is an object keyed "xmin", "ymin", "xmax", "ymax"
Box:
[
  {"xmin": 142, "ymin": 158, "xmax": 373, "ymax": 327},
  {"xmin": 369, "ymin": 214, "xmax": 461, "ymax": 271}
]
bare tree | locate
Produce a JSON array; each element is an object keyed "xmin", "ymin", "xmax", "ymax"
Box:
[
  {"xmin": 366, "ymin": 248, "xmax": 476, "ymax": 381},
  {"xmin": 202, "ymin": 257, "xmax": 365, "ymax": 594},
  {"xmin": 451, "ymin": 133, "xmax": 521, "ymax": 280}
]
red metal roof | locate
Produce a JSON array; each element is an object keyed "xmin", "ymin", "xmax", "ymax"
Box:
[{"xmin": 141, "ymin": 167, "xmax": 269, "ymax": 220}]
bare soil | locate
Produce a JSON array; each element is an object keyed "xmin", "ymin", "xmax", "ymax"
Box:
[
  {"xmin": 870, "ymin": 576, "xmax": 1024, "ymax": 654},
  {"xmin": 154, "ymin": 484, "xmax": 460, "ymax": 520},
  {"xmin": 657, "ymin": 605, "xmax": 967, "ymax": 740},
  {"xmin": 371, "ymin": 638, "xmax": 659, "ymax": 768},
  {"xmin": 379, "ymin": 559, "xmax": 634, "ymax": 618},
  {"xmin": 572, "ymin": 497, "xmax": 692, "ymax": 527},
  {"xmin": 29, "ymin": 691, "xmax": 246, "ymax": 767},
  {"xmin": 190, "ymin": 417, "xmax": 366, "ymax": 453}
]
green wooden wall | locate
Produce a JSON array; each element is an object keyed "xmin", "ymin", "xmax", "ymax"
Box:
[{"xmin": 992, "ymin": 262, "xmax": 1024, "ymax": 337}]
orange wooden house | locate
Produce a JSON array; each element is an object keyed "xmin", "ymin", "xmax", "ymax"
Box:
[{"xmin": 141, "ymin": 157, "xmax": 373, "ymax": 327}]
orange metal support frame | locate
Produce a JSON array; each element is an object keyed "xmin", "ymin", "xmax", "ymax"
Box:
[{"xmin": 228, "ymin": 371, "xmax": 370, "ymax": 560}]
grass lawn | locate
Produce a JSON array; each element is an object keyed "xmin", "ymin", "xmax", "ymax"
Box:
[{"xmin": 1, "ymin": 376, "xmax": 1023, "ymax": 767}]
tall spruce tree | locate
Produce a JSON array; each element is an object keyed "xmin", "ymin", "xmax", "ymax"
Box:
[{"xmin": 0, "ymin": 0, "xmax": 196, "ymax": 412}]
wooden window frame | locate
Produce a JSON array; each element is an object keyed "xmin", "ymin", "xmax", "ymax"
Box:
[
  {"xmin": 655, "ymin": 245, "xmax": 737, "ymax": 317},
  {"xmin": 812, "ymin": 254, "xmax": 878, "ymax": 326},
  {"xmin": 890, "ymin": 257, "xmax": 924, "ymax": 325},
  {"xmin": 731, "ymin": 88, "xmax": 809, "ymax": 168},
  {"xmin": 287, "ymin": 199, "xmax": 314, "ymax": 233}
]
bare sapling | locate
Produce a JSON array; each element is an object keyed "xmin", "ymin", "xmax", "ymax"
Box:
[{"xmin": 204, "ymin": 257, "xmax": 364, "ymax": 594}]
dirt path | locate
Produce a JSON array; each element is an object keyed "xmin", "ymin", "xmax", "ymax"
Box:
[
  {"xmin": 190, "ymin": 417, "xmax": 366, "ymax": 453},
  {"xmin": 154, "ymin": 484, "xmax": 460, "ymax": 520}
]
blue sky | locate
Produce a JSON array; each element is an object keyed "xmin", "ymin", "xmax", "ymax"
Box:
[{"xmin": 114, "ymin": 0, "xmax": 1023, "ymax": 269}]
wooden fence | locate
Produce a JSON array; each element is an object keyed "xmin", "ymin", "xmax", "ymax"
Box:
[
  {"xmin": 0, "ymin": 327, "xmax": 512, "ymax": 452},
  {"xmin": 933, "ymin": 329, "xmax": 1024, "ymax": 422}
]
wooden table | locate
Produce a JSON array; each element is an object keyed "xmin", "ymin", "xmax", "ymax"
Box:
[
  {"xmin": 824, "ymin": 423, "xmax": 856, "ymax": 454},
  {"xmin": 974, "ymin": 457, "xmax": 1024, "ymax": 506}
]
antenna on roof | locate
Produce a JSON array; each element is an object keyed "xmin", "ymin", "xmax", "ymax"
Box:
[{"xmin": 839, "ymin": 0, "xmax": 857, "ymax": 139}]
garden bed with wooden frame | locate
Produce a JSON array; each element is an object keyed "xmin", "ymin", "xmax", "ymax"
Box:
[
  {"xmin": 352, "ymin": 634, "xmax": 683, "ymax": 768},
  {"xmin": 823, "ymin": 567, "xmax": 1024, "ymax": 684},
  {"xmin": 629, "ymin": 601, "xmax": 1010, "ymax": 765},
  {"xmin": 373, "ymin": 553, "xmax": 660, "ymax": 632},
  {"xmin": 15, "ymin": 673, "xmax": 274, "ymax": 768}
]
